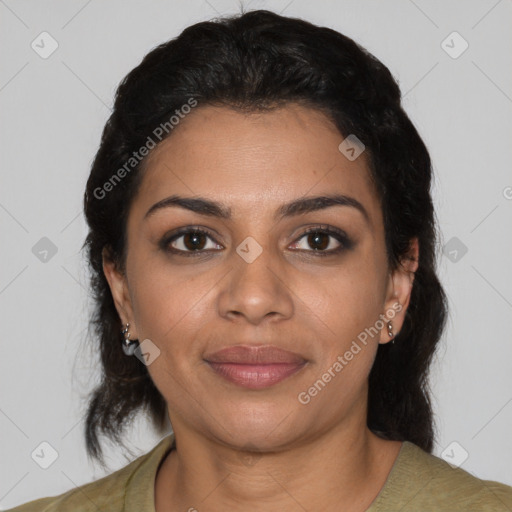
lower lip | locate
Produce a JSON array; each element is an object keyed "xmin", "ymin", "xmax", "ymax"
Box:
[{"xmin": 206, "ymin": 362, "xmax": 306, "ymax": 389}]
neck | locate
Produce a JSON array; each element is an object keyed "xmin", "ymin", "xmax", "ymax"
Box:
[{"xmin": 155, "ymin": 421, "xmax": 402, "ymax": 512}]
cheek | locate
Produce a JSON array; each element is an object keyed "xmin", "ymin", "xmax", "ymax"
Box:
[
  {"xmin": 127, "ymin": 262, "xmax": 215, "ymax": 404},
  {"xmin": 127, "ymin": 257, "xmax": 214, "ymax": 358},
  {"xmin": 296, "ymin": 274, "xmax": 384, "ymax": 410},
  {"xmin": 305, "ymin": 257, "xmax": 386, "ymax": 343}
]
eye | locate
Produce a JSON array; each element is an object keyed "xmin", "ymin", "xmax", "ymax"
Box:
[
  {"xmin": 160, "ymin": 225, "xmax": 353, "ymax": 257},
  {"xmin": 289, "ymin": 225, "xmax": 352, "ymax": 255},
  {"xmin": 162, "ymin": 227, "xmax": 223, "ymax": 255}
]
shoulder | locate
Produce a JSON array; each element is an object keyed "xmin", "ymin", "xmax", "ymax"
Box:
[
  {"xmin": 4, "ymin": 434, "xmax": 175, "ymax": 512},
  {"xmin": 4, "ymin": 456, "xmax": 143, "ymax": 512},
  {"xmin": 370, "ymin": 441, "xmax": 512, "ymax": 511}
]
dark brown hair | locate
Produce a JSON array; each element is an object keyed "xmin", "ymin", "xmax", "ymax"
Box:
[{"xmin": 82, "ymin": 9, "xmax": 447, "ymax": 466}]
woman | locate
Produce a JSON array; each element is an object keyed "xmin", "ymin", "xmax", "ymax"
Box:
[{"xmin": 8, "ymin": 9, "xmax": 512, "ymax": 512}]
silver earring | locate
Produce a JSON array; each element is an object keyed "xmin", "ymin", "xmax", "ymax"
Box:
[
  {"xmin": 387, "ymin": 321, "xmax": 395, "ymax": 345},
  {"xmin": 121, "ymin": 323, "xmax": 139, "ymax": 356}
]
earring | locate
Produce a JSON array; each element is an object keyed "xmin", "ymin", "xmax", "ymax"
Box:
[
  {"xmin": 121, "ymin": 323, "xmax": 139, "ymax": 356},
  {"xmin": 387, "ymin": 321, "xmax": 396, "ymax": 345}
]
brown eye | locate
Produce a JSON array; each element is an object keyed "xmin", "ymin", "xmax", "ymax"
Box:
[
  {"xmin": 181, "ymin": 231, "xmax": 208, "ymax": 251},
  {"xmin": 289, "ymin": 226, "xmax": 353, "ymax": 255},
  {"xmin": 163, "ymin": 228, "xmax": 223, "ymax": 255},
  {"xmin": 306, "ymin": 232, "xmax": 331, "ymax": 251}
]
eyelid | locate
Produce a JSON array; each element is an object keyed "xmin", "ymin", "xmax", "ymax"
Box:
[{"xmin": 294, "ymin": 224, "xmax": 349, "ymax": 241}]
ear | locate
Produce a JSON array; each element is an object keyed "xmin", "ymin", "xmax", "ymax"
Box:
[
  {"xmin": 102, "ymin": 247, "xmax": 139, "ymax": 340},
  {"xmin": 379, "ymin": 238, "xmax": 419, "ymax": 344}
]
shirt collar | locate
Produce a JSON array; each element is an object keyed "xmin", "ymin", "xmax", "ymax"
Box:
[{"xmin": 124, "ymin": 432, "xmax": 176, "ymax": 512}]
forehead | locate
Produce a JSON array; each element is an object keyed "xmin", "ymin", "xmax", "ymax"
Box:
[{"xmin": 130, "ymin": 103, "xmax": 381, "ymax": 228}]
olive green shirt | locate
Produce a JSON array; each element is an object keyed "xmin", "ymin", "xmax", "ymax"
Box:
[{"xmin": 6, "ymin": 433, "xmax": 512, "ymax": 511}]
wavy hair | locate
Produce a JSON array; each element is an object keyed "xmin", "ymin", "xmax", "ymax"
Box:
[{"xmin": 83, "ymin": 9, "xmax": 447, "ymax": 465}]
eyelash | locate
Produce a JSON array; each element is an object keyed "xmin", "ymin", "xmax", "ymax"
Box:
[{"xmin": 160, "ymin": 225, "xmax": 353, "ymax": 258}]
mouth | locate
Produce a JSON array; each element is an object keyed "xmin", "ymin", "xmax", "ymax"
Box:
[{"xmin": 204, "ymin": 345, "xmax": 308, "ymax": 390}]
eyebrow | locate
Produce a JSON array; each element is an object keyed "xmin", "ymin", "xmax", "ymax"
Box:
[{"xmin": 144, "ymin": 193, "xmax": 370, "ymax": 225}]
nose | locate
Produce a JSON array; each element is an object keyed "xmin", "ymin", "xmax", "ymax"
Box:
[{"xmin": 217, "ymin": 244, "xmax": 294, "ymax": 326}]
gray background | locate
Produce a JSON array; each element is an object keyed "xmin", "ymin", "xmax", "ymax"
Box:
[{"xmin": 1, "ymin": 0, "xmax": 511, "ymax": 507}]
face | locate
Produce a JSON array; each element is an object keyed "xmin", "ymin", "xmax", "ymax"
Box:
[{"xmin": 104, "ymin": 103, "xmax": 417, "ymax": 452}]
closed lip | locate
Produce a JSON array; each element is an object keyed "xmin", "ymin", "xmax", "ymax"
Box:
[{"xmin": 204, "ymin": 345, "xmax": 307, "ymax": 365}]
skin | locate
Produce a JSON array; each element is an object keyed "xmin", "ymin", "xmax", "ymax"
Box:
[{"xmin": 103, "ymin": 103, "xmax": 419, "ymax": 512}]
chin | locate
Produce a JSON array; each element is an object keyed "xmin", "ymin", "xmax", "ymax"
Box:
[{"xmin": 208, "ymin": 400, "xmax": 303, "ymax": 449}]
